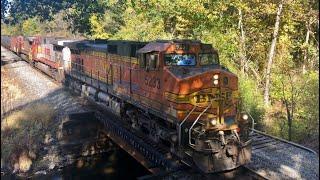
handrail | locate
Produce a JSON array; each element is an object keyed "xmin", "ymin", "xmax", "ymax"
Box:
[
  {"xmin": 245, "ymin": 111, "xmax": 256, "ymax": 131},
  {"xmin": 178, "ymin": 105, "xmax": 197, "ymax": 147},
  {"xmin": 189, "ymin": 101, "xmax": 213, "ymax": 146}
]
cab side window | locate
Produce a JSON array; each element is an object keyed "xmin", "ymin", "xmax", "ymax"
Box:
[
  {"xmin": 146, "ymin": 53, "xmax": 158, "ymax": 70},
  {"xmin": 139, "ymin": 53, "xmax": 146, "ymax": 68}
]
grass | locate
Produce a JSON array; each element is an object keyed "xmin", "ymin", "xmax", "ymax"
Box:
[
  {"xmin": 1, "ymin": 68, "xmax": 24, "ymax": 116},
  {"xmin": 1, "ymin": 102, "xmax": 56, "ymax": 173}
]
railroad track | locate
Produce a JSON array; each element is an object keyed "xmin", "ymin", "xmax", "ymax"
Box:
[
  {"xmin": 250, "ymin": 129, "xmax": 317, "ymax": 155},
  {"xmin": 247, "ymin": 129, "xmax": 318, "ymax": 179}
]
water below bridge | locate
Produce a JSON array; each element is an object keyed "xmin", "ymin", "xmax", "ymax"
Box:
[
  {"xmin": 2, "ymin": 148, "xmax": 150, "ymax": 179},
  {"xmin": 50, "ymin": 149, "xmax": 150, "ymax": 179}
]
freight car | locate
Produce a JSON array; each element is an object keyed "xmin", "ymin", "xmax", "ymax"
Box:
[{"xmin": 1, "ymin": 36, "xmax": 252, "ymax": 173}]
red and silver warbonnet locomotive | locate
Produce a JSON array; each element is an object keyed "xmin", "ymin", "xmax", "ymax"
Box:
[{"xmin": 1, "ymin": 36, "xmax": 252, "ymax": 173}]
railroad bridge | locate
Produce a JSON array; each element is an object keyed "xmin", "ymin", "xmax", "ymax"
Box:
[
  {"xmin": 1, "ymin": 46, "xmax": 319, "ymax": 179},
  {"xmin": 91, "ymin": 109, "xmax": 319, "ymax": 179}
]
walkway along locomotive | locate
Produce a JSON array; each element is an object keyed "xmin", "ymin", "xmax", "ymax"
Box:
[{"xmin": 1, "ymin": 36, "xmax": 252, "ymax": 173}]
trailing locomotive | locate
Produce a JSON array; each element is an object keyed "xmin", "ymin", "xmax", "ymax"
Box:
[{"xmin": 1, "ymin": 36, "xmax": 252, "ymax": 173}]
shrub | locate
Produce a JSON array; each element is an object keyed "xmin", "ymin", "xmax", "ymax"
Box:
[
  {"xmin": 238, "ymin": 75, "xmax": 265, "ymax": 130},
  {"xmin": 1, "ymin": 103, "xmax": 56, "ymax": 172}
]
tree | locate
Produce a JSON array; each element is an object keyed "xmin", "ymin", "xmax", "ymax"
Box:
[
  {"xmin": 264, "ymin": 0, "xmax": 284, "ymax": 106},
  {"xmin": 1, "ymin": 0, "xmax": 10, "ymax": 19},
  {"xmin": 63, "ymin": 0, "xmax": 108, "ymax": 35},
  {"xmin": 21, "ymin": 17, "xmax": 43, "ymax": 36},
  {"xmin": 6, "ymin": 0, "xmax": 66, "ymax": 23}
]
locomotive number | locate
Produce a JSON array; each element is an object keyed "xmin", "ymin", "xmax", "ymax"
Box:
[{"xmin": 145, "ymin": 76, "xmax": 160, "ymax": 89}]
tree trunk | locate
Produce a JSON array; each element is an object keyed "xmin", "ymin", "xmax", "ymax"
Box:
[
  {"xmin": 281, "ymin": 80, "xmax": 293, "ymax": 141},
  {"xmin": 289, "ymin": 75, "xmax": 294, "ymax": 141},
  {"xmin": 249, "ymin": 65, "xmax": 261, "ymax": 82},
  {"xmin": 284, "ymin": 99, "xmax": 292, "ymax": 141},
  {"xmin": 303, "ymin": 19, "xmax": 311, "ymax": 74},
  {"xmin": 238, "ymin": 8, "xmax": 247, "ymax": 74},
  {"xmin": 264, "ymin": 0, "xmax": 283, "ymax": 106}
]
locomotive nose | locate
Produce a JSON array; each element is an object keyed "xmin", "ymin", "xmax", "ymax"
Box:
[{"xmin": 192, "ymin": 139, "xmax": 252, "ymax": 173}]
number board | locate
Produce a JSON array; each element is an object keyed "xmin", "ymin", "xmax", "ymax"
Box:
[{"xmin": 175, "ymin": 43, "xmax": 189, "ymax": 51}]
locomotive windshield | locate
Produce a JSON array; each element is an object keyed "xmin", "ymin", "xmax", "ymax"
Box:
[
  {"xmin": 165, "ymin": 54, "xmax": 196, "ymax": 66},
  {"xmin": 199, "ymin": 53, "xmax": 219, "ymax": 65}
]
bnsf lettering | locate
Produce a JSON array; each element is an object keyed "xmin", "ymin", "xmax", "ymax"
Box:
[
  {"xmin": 194, "ymin": 92, "xmax": 232, "ymax": 103},
  {"xmin": 145, "ymin": 76, "xmax": 160, "ymax": 89},
  {"xmin": 194, "ymin": 94, "xmax": 213, "ymax": 103}
]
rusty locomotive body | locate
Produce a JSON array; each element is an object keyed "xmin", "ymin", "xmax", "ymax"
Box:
[{"xmin": 1, "ymin": 35, "xmax": 252, "ymax": 173}]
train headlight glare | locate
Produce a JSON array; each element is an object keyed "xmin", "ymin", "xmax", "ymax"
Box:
[
  {"xmin": 211, "ymin": 119, "xmax": 217, "ymax": 126},
  {"xmin": 213, "ymin": 74, "xmax": 219, "ymax": 80},
  {"xmin": 242, "ymin": 114, "xmax": 248, "ymax": 120},
  {"xmin": 213, "ymin": 80, "xmax": 219, "ymax": 85}
]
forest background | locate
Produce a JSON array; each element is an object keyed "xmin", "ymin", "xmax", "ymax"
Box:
[{"xmin": 1, "ymin": 0, "xmax": 319, "ymax": 152}]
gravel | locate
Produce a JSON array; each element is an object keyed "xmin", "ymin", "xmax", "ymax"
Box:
[
  {"xmin": 1, "ymin": 46, "xmax": 93, "ymax": 176},
  {"xmin": 246, "ymin": 131, "xmax": 319, "ymax": 180},
  {"xmin": 1, "ymin": 46, "xmax": 89, "ymax": 117}
]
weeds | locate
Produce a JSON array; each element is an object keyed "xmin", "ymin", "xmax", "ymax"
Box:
[{"xmin": 1, "ymin": 103, "xmax": 56, "ymax": 172}]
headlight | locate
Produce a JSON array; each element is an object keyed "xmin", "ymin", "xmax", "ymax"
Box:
[
  {"xmin": 213, "ymin": 74, "xmax": 219, "ymax": 80},
  {"xmin": 242, "ymin": 114, "xmax": 248, "ymax": 120},
  {"xmin": 213, "ymin": 80, "xmax": 219, "ymax": 85},
  {"xmin": 211, "ymin": 118, "xmax": 217, "ymax": 125}
]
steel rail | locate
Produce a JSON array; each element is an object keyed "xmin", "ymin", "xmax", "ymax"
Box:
[
  {"xmin": 250, "ymin": 129, "xmax": 318, "ymax": 155},
  {"xmin": 246, "ymin": 110, "xmax": 317, "ymax": 155}
]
